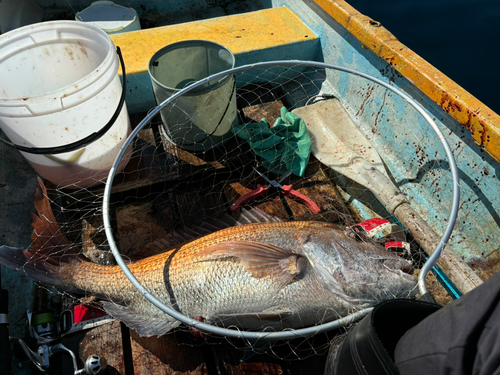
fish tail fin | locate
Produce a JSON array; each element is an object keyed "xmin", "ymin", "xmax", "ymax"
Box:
[
  {"xmin": 0, "ymin": 245, "xmax": 69, "ymax": 289},
  {"xmin": 0, "ymin": 177, "xmax": 81, "ymax": 290},
  {"xmin": 29, "ymin": 177, "xmax": 80, "ymax": 262}
]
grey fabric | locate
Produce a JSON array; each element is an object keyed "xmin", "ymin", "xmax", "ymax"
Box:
[{"xmin": 395, "ymin": 271, "xmax": 500, "ymax": 375}]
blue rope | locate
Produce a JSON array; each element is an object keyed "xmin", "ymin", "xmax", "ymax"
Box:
[{"xmin": 426, "ymin": 257, "xmax": 462, "ymax": 299}]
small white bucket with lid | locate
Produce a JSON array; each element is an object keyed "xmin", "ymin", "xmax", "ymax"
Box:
[
  {"xmin": 76, "ymin": 1, "xmax": 141, "ymax": 35},
  {"xmin": 0, "ymin": 20, "xmax": 132, "ymax": 188}
]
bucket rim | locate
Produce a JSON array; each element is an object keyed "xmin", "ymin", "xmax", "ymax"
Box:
[
  {"xmin": 148, "ymin": 39, "xmax": 235, "ymax": 94},
  {"xmin": 0, "ymin": 20, "xmax": 117, "ymax": 106}
]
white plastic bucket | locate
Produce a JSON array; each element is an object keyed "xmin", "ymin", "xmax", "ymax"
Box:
[
  {"xmin": 148, "ymin": 40, "xmax": 238, "ymax": 152},
  {"xmin": 76, "ymin": 1, "xmax": 141, "ymax": 35},
  {"xmin": 0, "ymin": 21, "xmax": 132, "ymax": 188}
]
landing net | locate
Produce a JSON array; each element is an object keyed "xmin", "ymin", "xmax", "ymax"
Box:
[{"xmin": 19, "ymin": 61, "xmax": 459, "ymax": 362}]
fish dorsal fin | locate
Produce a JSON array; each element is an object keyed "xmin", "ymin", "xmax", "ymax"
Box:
[
  {"xmin": 101, "ymin": 301, "xmax": 181, "ymax": 337},
  {"xmin": 233, "ymin": 208, "xmax": 282, "ymax": 225},
  {"xmin": 131, "ymin": 208, "xmax": 282, "ymax": 260},
  {"xmin": 198, "ymin": 241, "xmax": 307, "ymax": 288},
  {"xmin": 129, "ymin": 229, "xmax": 196, "ymax": 261}
]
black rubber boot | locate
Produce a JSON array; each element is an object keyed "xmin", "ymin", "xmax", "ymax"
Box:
[{"xmin": 325, "ymin": 299, "xmax": 441, "ymax": 375}]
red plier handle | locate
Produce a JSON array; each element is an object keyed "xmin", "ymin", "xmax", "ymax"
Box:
[
  {"xmin": 230, "ymin": 184, "xmax": 269, "ymax": 211},
  {"xmin": 281, "ymin": 185, "xmax": 321, "ymax": 214}
]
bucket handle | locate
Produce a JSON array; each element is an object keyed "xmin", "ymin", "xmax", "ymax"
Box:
[{"xmin": 0, "ymin": 47, "xmax": 127, "ymax": 155}]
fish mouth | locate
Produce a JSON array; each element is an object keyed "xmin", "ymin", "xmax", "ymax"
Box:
[{"xmin": 383, "ymin": 258, "xmax": 415, "ymax": 276}]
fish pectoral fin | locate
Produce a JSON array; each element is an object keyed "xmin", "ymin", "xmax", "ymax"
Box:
[
  {"xmin": 198, "ymin": 241, "xmax": 307, "ymax": 286},
  {"xmin": 101, "ymin": 301, "xmax": 181, "ymax": 337}
]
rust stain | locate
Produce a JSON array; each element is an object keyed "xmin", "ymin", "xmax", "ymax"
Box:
[
  {"xmin": 468, "ymin": 252, "xmax": 500, "ymax": 281},
  {"xmin": 313, "ymin": 0, "xmax": 500, "ymax": 163},
  {"xmin": 80, "ymin": 46, "xmax": 88, "ymax": 58},
  {"xmin": 76, "ymin": 41, "xmax": 89, "ymax": 59},
  {"xmin": 374, "ymin": 89, "xmax": 388, "ymax": 126},
  {"xmin": 356, "ymin": 84, "xmax": 375, "ymax": 116}
]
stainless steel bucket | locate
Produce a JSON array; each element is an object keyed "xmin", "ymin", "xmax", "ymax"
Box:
[{"xmin": 148, "ymin": 40, "xmax": 237, "ymax": 151}]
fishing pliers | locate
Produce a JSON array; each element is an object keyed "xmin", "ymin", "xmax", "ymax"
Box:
[{"xmin": 230, "ymin": 169, "xmax": 321, "ymax": 214}]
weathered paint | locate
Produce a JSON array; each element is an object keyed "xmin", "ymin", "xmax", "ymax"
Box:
[
  {"xmin": 103, "ymin": 0, "xmax": 500, "ymax": 262},
  {"xmin": 110, "ymin": 7, "xmax": 319, "ymax": 113},
  {"xmin": 311, "ymin": 0, "xmax": 500, "ymax": 164},
  {"xmin": 257, "ymin": 0, "xmax": 500, "ymax": 264},
  {"xmin": 110, "ymin": 7, "xmax": 316, "ymax": 76}
]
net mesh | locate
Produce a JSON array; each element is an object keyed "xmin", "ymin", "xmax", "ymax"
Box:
[{"xmin": 17, "ymin": 63, "xmax": 455, "ymax": 363}]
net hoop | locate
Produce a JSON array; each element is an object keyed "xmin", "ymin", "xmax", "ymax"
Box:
[{"xmin": 103, "ymin": 60, "xmax": 460, "ymax": 340}]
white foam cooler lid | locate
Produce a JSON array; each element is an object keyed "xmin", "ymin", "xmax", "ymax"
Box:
[{"xmin": 75, "ymin": 1, "xmax": 141, "ymax": 34}]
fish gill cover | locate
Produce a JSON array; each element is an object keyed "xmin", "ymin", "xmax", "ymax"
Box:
[{"xmin": 1, "ymin": 63, "xmax": 457, "ymax": 368}]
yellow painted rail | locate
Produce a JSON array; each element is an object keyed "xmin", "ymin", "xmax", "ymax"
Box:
[
  {"xmin": 110, "ymin": 7, "xmax": 316, "ymax": 76},
  {"xmin": 314, "ymin": 0, "xmax": 500, "ymax": 163}
]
